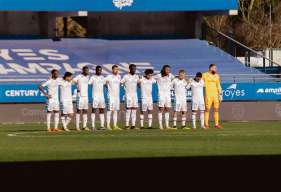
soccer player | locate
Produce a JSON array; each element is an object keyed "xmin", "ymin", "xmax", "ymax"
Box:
[
  {"xmin": 153, "ymin": 65, "xmax": 175, "ymax": 129},
  {"xmin": 73, "ymin": 66, "xmax": 90, "ymax": 131},
  {"xmin": 186, "ymin": 72, "xmax": 205, "ymax": 129},
  {"xmin": 121, "ymin": 64, "xmax": 140, "ymax": 130},
  {"xmin": 88, "ymin": 66, "xmax": 109, "ymax": 130},
  {"xmin": 39, "ymin": 69, "xmax": 62, "ymax": 132},
  {"xmin": 57, "ymin": 72, "xmax": 75, "ymax": 131},
  {"xmin": 202, "ymin": 64, "xmax": 224, "ymax": 129},
  {"xmin": 104, "ymin": 65, "xmax": 122, "ymax": 130},
  {"xmin": 171, "ymin": 70, "xmax": 190, "ymax": 130},
  {"xmin": 138, "ymin": 69, "xmax": 156, "ymax": 129}
]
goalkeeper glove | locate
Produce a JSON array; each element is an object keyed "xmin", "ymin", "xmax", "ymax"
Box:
[{"xmin": 219, "ymin": 95, "xmax": 223, "ymax": 102}]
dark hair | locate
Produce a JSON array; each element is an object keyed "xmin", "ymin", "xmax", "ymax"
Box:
[
  {"xmin": 129, "ymin": 64, "xmax": 136, "ymax": 70},
  {"xmin": 209, "ymin": 64, "xmax": 216, "ymax": 69},
  {"xmin": 96, "ymin": 66, "xmax": 102, "ymax": 71},
  {"xmin": 161, "ymin": 65, "xmax": 170, "ymax": 77},
  {"xmin": 179, "ymin": 70, "xmax": 185, "ymax": 73},
  {"xmin": 112, "ymin": 65, "xmax": 118, "ymax": 70},
  {"xmin": 51, "ymin": 69, "xmax": 58, "ymax": 75},
  {"xmin": 63, "ymin": 72, "xmax": 72, "ymax": 79},
  {"xmin": 144, "ymin": 69, "xmax": 154, "ymax": 75},
  {"xmin": 196, "ymin": 72, "xmax": 202, "ymax": 77},
  {"xmin": 82, "ymin": 66, "xmax": 89, "ymax": 71}
]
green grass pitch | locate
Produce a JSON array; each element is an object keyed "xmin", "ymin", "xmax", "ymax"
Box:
[{"xmin": 0, "ymin": 121, "xmax": 281, "ymax": 162}]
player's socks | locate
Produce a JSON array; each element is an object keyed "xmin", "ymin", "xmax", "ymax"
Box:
[
  {"xmin": 140, "ymin": 114, "xmax": 144, "ymax": 127},
  {"xmin": 91, "ymin": 113, "xmax": 95, "ymax": 128},
  {"xmin": 200, "ymin": 111, "xmax": 205, "ymax": 128},
  {"xmin": 173, "ymin": 118, "xmax": 177, "ymax": 127},
  {"xmin": 54, "ymin": 112, "xmax": 59, "ymax": 129},
  {"xmin": 148, "ymin": 114, "xmax": 152, "ymax": 127},
  {"xmin": 83, "ymin": 113, "xmax": 87, "ymax": 128},
  {"xmin": 47, "ymin": 112, "xmax": 52, "ymax": 129},
  {"xmin": 205, "ymin": 111, "xmax": 209, "ymax": 126},
  {"xmin": 65, "ymin": 117, "xmax": 72, "ymax": 127},
  {"xmin": 113, "ymin": 110, "xmax": 118, "ymax": 127},
  {"xmin": 182, "ymin": 118, "xmax": 186, "ymax": 127},
  {"xmin": 165, "ymin": 112, "xmax": 169, "ymax": 128},
  {"xmin": 61, "ymin": 116, "xmax": 66, "ymax": 129},
  {"xmin": 131, "ymin": 109, "xmax": 137, "ymax": 126},
  {"xmin": 158, "ymin": 111, "xmax": 163, "ymax": 128},
  {"xmin": 192, "ymin": 112, "xmax": 196, "ymax": 128},
  {"xmin": 100, "ymin": 113, "xmax": 105, "ymax": 128},
  {"xmin": 125, "ymin": 109, "xmax": 131, "ymax": 127},
  {"xmin": 214, "ymin": 112, "xmax": 219, "ymax": 126},
  {"xmin": 107, "ymin": 111, "xmax": 112, "ymax": 127},
  {"xmin": 76, "ymin": 113, "xmax": 80, "ymax": 128}
]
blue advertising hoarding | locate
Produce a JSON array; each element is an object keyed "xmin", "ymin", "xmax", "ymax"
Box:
[{"xmin": 1, "ymin": 83, "xmax": 281, "ymax": 103}]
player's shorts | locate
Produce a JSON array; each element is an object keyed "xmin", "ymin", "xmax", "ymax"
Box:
[
  {"xmin": 76, "ymin": 96, "xmax": 89, "ymax": 110},
  {"xmin": 125, "ymin": 95, "xmax": 138, "ymax": 108},
  {"xmin": 174, "ymin": 98, "xmax": 187, "ymax": 112},
  {"xmin": 107, "ymin": 97, "xmax": 120, "ymax": 111},
  {"xmin": 191, "ymin": 100, "xmax": 205, "ymax": 111},
  {"xmin": 205, "ymin": 97, "xmax": 219, "ymax": 109},
  {"xmin": 91, "ymin": 97, "xmax": 105, "ymax": 108},
  {"xmin": 46, "ymin": 99, "xmax": 59, "ymax": 111},
  {"xmin": 60, "ymin": 100, "xmax": 74, "ymax": 114},
  {"xmin": 140, "ymin": 97, "xmax": 153, "ymax": 112},
  {"xmin": 157, "ymin": 94, "xmax": 171, "ymax": 108}
]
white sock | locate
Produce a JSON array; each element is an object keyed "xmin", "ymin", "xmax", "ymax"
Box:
[
  {"xmin": 91, "ymin": 113, "xmax": 95, "ymax": 128},
  {"xmin": 158, "ymin": 112, "xmax": 163, "ymax": 128},
  {"xmin": 165, "ymin": 112, "xmax": 169, "ymax": 128},
  {"xmin": 148, "ymin": 114, "xmax": 152, "ymax": 127},
  {"xmin": 76, "ymin": 113, "xmax": 80, "ymax": 128},
  {"xmin": 61, "ymin": 116, "xmax": 66, "ymax": 129},
  {"xmin": 54, "ymin": 112, "xmax": 59, "ymax": 129},
  {"xmin": 126, "ymin": 109, "xmax": 131, "ymax": 127},
  {"xmin": 192, "ymin": 112, "xmax": 196, "ymax": 128},
  {"xmin": 140, "ymin": 114, "xmax": 144, "ymax": 127},
  {"xmin": 182, "ymin": 118, "xmax": 186, "ymax": 127},
  {"xmin": 131, "ymin": 109, "xmax": 137, "ymax": 126},
  {"xmin": 65, "ymin": 116, "xmax": 72, "ymax": 127},
  {"xmin": 200, "ymin": 111, "xmax": 205, "ymax": 127},
  {"xmin": 107, "ymin": 111, "xmax": 112, "ymax": 127},
  {"xmin": 113, "ymin": 110, "xmax": 118, "ymax": 127},
  {"xmin": 100, "ymin": 113, "xmax": 105, "ymax": 128},
  {"xmin": 83, "ymin": 113, "xmax": 87, "ymax": 128},
  {"xmin": 47, "ymin": 112, "xmax": 51, "ymax": 129},
  {"xmin": 173, "ymin": 118, "xmax": 177, "ymax": 127}
]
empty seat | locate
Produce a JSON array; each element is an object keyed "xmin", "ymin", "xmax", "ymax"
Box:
[
  {"xmin": 108, "ymin": 35, "xmax": 115, "ymax": 40},
  {"xmin": 12, "ymin": 35, "xmax": 19, "ymax": 39},
  {"xmin": 144, "ymin": 35, "xmax": 151, "ymax": 40},
  {"xmin": 34, "ymin": 35, "xmax": 42, "ymax": 39},
  {"xmin": 101, "ymin": 35, "xmax": 108, "ymax": 40},
  {"xmin": 137, "ymin": 35, "xmax": 144, "ymax": 40},
  {"xmin": 116, "ymin": 35, "xmax": 123, "ymax": 40},
  {"xmin": 166, "ymin": 35, "xmax": 173, "ymax": 39},
  {"xmin": 93, "ymin": 35, "xmax": 100, "ymax": 39},
  {"xmin": 4, "ymin": 34, "xmax": 11, "ymax": 39},
  {"xmin": 19, "ymin": 35, "xmax": 27, "ymax": 39},
  {"xmin": 123, "ymin": 35, "xmax": 130, "ymax": 40},
  {"xmin": 27, "ymin": 35, "xmax": 35, "ymax": 39},
  {"xmin": 181, "ymin": 35, "xmax": 188, "ymax": 39},
  {"xmin": 130, "ymin": 35, "xmax": 137, "ymax": 40},
  {"xmin": 159, "ymin": 35, "xmax": 166, "ymax": 39},
  {"xmin": 174, "ymin": 35, "xmax": 181, "ymax": 39},
  {"xmin": 0, "ymin": 35, "xmax": 3, "ymax": 39},
  {"xmin": 152, "ymin": 35, "xmax": 159, "ymax": 39}
]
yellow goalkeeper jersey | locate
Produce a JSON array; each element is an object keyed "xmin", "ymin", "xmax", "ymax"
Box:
[{"xmin": 202, "ymin": 72, "xmax": 222, "ymax": 98}]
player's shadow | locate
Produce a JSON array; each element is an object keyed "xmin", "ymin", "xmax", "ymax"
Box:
[{"xmin": 3, "ymin": 130, "xmax": 47, "ymax": 132}]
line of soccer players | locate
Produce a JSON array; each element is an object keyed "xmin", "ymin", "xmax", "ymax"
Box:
[{"xmin": 38, "ymin": 64, "xmax": 224, "ymax": 132}]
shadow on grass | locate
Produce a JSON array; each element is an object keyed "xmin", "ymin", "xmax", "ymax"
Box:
[{"xmin": 3, "ymin": 129, "xmax": 46, "ymax": 132}]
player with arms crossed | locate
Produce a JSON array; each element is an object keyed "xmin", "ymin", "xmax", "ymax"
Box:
[
  {"xmin": 121, "ymin": 64, "xmax": 140, "ymax": 130},
  {"xmin": 39, "ymin": 69, "xmax": 62, "ymax": 132},
  {"xmin": 202, "ymin": 64, "xmax": 224, "ymax": 129},
  {"xmin": 104, "ymin": 65, "xmax": 122, "ymax": 130},
  {"xmin": 138, "ymin": 69, "xmax": 156, "ymax": 129},
  {"xmin": 88, "ymin": 66, "xmax": 109, "ymax": 130},
  {"xmin": 73, "ymin": 66, "xmax": 90, "ymax": 131},
  {"xmin": 186, "ymin": 72, "xmax": 205, "ymax": 129},
  {"xmin": 171, "ymin": 70, "xmax": 190, "ymax": 130}
]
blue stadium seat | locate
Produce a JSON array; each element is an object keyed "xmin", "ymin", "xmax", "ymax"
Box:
[
  {"xmin": 101, "ymin": 35, "xmax": 108, "ymax": 40},
  {"xmin": 12, "ymin": 35, "xmax": 19, "ymax": 39},
  {"xmin": 130, "ymin": 35, "xmax": 137, "ymax": 40},
  {"xmin": 123, "ymin": 35, "xmax": 130, "ymax": 40},
  {"xmin": 34, "ymin": 35, "xmax": 42, "ymax": 39},
  {"xmin": 27, "ymin": 35, "xmax": 35, "ymax": 39},
  {"xmin": 152, "ymin": 35, "xmax": 159, "ymax": 40},
  {"xmin": 144, "ymin": 35, "xmax": 151, "ymax": 40},
  {"xmin": 0, "ymin": 35, "xmax": 3, "ymax": 39},
  {"xmin": 116, "ymin": 35, "xmax": 123, "ymax": 40},
  {"xmin": 93, "ymin": 35, "xmax": 100, "ymax": 39},
  {"xmin": 166, "ymin": 35, "xmax": 173, "ymax": 39},
  {"xmin": 108, "ymin": 35, "xmax": 115, "ymax": 40},
  {"xmin": 4, "ymin": 34, "xmax": 11, "ymax": 39},
  {"xmin": 158, "ymin": 35, "xmax": 166, "ymax": 39},
  {"xmin": 137, "ymin": 35, "xmax": 144, "ymax": 40},
  {"xmin": 174, "ymin": 35, "xmax": 181, "ymax": 39},
  {"xmin": 181, "ymin": 35, "xmax": 188, "ymax": 39},
  {"xmin": 19, "ymin": 35, "xmax": 27, "ymax": 39}
]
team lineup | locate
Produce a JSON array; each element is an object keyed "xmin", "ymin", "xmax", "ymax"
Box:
[{"xmin": 38, "ymin": 64, "xmax": 224, "ymax": 131}]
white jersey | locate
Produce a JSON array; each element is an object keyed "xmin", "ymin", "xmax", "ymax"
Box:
[
  {"xmin": 139, "ymin": 77, "xmax": 156, "ymax": 99},
  {"xmin": 104, "ymin": 73, "xmax": 121, "ymax": 98},
  {"xmin": 186, "ymin": 79, "xmax": 205, "ymax": 101},
  {"xmin": 171, "ymin": 78, "xmax": 188, "ymax": 100},
  {"xmin": 58, "ymin": 79, "xmax": 73, "ymax": 101},
  {"xmin": 88, "ymin": 75, "xmax": 105, "ymax": 98},
  {"xmin": 41, "ymin": 77, "xmax": 62, "ymax": 100},
  {"xmin": 73, "ymin": 74, "xmax": 89, "ymax": 97},
  {"xmin": 121, "ymin": 73, "xmax": 139, "ymax": 98},
  {"xmin": 153, "ymin": 73, "xmax": 175, "ymax": 95}
]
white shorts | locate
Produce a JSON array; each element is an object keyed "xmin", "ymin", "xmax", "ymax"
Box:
[
  {"xmin": 125, "ymin": 95, "xmax": 138, "ymax": 108},
  {"xmin": 157, "ymin": 94, "xmax": 171, "ymax": 108},
  {"xmin": 174, "ymin": 98, "xmax": 187, "ymax": 112},
  {"xmin": 191, "ymin": 100, "xmax": 205, "ymax": 111},
  {"xmin": 76, "ymin": 96, "xmax": 89, "ymax": 110},
  {"xmin": 46, "ymin": 99, "xmax": 59, "ymax": 111},
  {"xmin": 91, "ymin": 97, "xmax": 105, "ymax": 108},
  {"xmin": 60, "ymin": 100, "xmax": 74, "ymax": 114},
  {"xmin": 107, "ymin": 97, "xmax": 120, "ymax": 111},
  {"xmin": 140, "ymin": 97, "xmax": 153, "ymax": 112}
]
